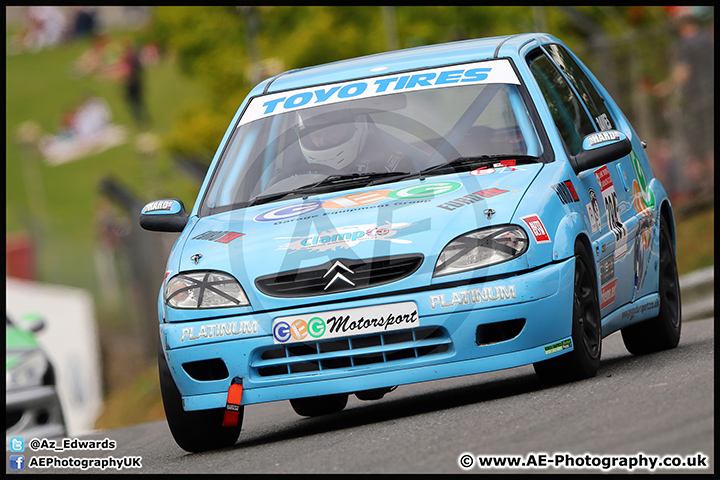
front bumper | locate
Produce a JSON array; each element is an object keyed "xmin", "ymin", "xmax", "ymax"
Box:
[
  {"xmin": 160, "ymin": 257, "xmax": 575, "ymax": 411},
  {"xmin": 6, "ymin": 385, "xmax": 66, "ymax": 440}
]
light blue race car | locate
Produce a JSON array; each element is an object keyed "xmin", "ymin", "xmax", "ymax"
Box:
[{"xmin": 140, "ymin": 33, "xmax": 680, "ymax": 452}]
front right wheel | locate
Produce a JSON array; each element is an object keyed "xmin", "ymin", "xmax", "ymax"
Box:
[
  {"xmin": 534, "ymin": 240, "xmax": 602, "ymax": 383},
  {"xmin": 158, "ymin": 343, "xmax": 242, "ymax": 453}
]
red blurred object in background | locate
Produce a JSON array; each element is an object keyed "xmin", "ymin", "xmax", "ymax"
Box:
[{"xmin": 6, "ymin": 232, "xmax": 36, "ymax": 280}]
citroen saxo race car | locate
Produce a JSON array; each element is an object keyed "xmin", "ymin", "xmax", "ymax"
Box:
[{"xmin": 140, "ymin": 33, "xmax": 681, "ymax": 452}]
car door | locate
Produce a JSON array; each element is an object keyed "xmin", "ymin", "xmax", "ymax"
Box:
[{"xmin": 526, "ymin": 46, "xmax": 636, "ymax": 314}]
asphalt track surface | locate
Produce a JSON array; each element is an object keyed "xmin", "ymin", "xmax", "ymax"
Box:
[{"xmin": 11, "ymin": 317, "xmax": 713, "ymax": 474}]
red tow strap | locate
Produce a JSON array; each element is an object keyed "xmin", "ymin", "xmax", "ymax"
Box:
[{"xmin": 222, "ymin": 381, "xmax": 243, "ymax": 427}]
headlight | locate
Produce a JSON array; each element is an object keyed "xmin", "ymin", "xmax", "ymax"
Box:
[
  {"xmin": 434, "ymin": 225, "xmax": 528, "ymax": 277},
  {"xmin": 6, "ymin": 350, "xmax": 49, "ymax": 390},
  {"xmin": 165, "ymin": 271, "xmax": 250, "ymax": 309}
]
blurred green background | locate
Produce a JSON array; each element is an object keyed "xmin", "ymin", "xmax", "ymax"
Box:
[{"xmin": 6, "ymin": 6, "xmax": 713, "ymax": 429}]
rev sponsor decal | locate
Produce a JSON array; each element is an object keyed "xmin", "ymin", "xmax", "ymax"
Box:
[
  {"xmin": 600, "ymin": 278, "xmax": 617, "ymax": 310},
  {"xmin": 520, "ymin": 214, "xmax": 551, "ymax": 244},
  {"xmin": 272, "ymin": 302, "xmax": 419, "ymax": 345}
]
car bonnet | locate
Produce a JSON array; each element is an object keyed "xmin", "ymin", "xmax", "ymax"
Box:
[{"xmin": 175, "ymin": 165, "xmax": 541, "ymax": 304}]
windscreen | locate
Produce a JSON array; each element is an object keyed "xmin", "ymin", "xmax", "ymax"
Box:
[{"xmin": 200, "ymin": 59, "xmax": 544, "ymax": 216}]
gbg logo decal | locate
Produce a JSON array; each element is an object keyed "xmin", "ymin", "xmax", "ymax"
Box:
[
  {"xmin": 387, "ymin": 181, "xmax": 461, "ymax": 199},
  {"xmin": 254, "ymin": 181, "xmax": 462, "ymax": 223},
  {"xmin": 273, "ymin": 317, "xmax": 326, "ymax": 343},
  {"xmin": 254, "ymin": 201, "xmax": 323, "ymax": 223}
]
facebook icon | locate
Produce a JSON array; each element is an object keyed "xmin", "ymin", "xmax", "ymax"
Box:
[{"xmin": 10, "ymin": 455, "xmax": 25, "ymax": 470}]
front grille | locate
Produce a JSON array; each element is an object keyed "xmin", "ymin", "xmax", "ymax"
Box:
[
  {"xmin": 251, "ymin": 326, "xmax": 452, "ymax": 378},
  {"xmin": 255, "ymin": 254, "xmax": 423, "ymax": 297}
]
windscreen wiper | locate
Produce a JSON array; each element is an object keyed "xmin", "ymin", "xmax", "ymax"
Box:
[
  {"xmin": 247, "ymin": 171, "xmax": 410, "ymax": 207},
  {"xmin": 316, "ymin": 171, "xmax": 411, "ymax": 186},
  {"xmin": 416, "ymin": 155, "xmax": 538, "ymax": 179}
]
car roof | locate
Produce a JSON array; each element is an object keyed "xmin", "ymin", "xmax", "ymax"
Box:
[{"xmin": 262, "ymin": 33, "xmax": 559, "ymax": 94}]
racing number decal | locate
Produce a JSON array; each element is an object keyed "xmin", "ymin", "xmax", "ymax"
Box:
[{"xmin": 594, "ymin": 166, "xmax": 628, "ymax": 258}]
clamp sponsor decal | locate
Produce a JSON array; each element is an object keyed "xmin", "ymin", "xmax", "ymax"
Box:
[
  {"xmin": 192, "ymin": 230, "xmax": 245, "ymax": 243},
  {"xmin": 277, "ymin": 221, "xmax": 415, "ymax": 253},
  {"xmin": 254, "ymin": 181, "xmax": 462, "ymax": 223},
  {"xmin": 181, "ymin": 320, "xmax": 259, "ymax": 343},
  {"xmin": 429, "ymin": 285, "xmax": 516, "ymax": 309},
  {"xmin": 520, "ymin": 214, "xmax": 551, "ymax": 244},
  {"xmin": 272, "ymin": 302, "xmax": 419, "ymax": 345},
  {"xmin": 240, "ymin": 59, "xmax": 520, "ymax": 127},
  {"xmin": 437, "ymin": 187, "xmax": 509, "ymax": 211},
  {"xmin": 594, "ymin": 165, "xmax": 628, "ymax": 258},
  {"xmin": 586, "ymin": 188, "xmax": 601, "ymax": 233},
  {"xmin": 553, "ymin": 179, "xmax": 579, "ymax": 205}
]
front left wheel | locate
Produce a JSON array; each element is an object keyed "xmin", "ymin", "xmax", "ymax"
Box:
[{"xmin": 158, "ymin": 343, "xmax": 242, "ymax": 452}]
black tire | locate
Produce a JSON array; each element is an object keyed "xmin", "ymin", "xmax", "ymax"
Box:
[
  {"xmin": 621, "ymin": 215, "xmax": 681, "ymax": 354},
  {"xmin": 534, "ymin": 241, "xmax": 602, "ymax": 383},
  {"xmin": 290, "ymin": 393, "xmax": 348, "ymax": 417},
  {"xmin": 158, "ymin": 344, "xmax": 242, "ymax": 452}
]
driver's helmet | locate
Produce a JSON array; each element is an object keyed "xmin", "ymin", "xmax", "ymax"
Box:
[{"xmin": 296, "ymin": 108, "xmax": 368, "ymax": 171}]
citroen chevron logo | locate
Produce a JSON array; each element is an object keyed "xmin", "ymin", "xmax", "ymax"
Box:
[{"xmin": 323, "ymin": 261, "xmax": 355, "ymax": 290}]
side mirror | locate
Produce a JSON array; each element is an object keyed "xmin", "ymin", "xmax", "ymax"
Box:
[
  {"xmin": 139, "ymin": 199, "xmax": 189, "ymax": 232},
  {"xmin": 20, "ymin": 312, "xmax": 45, "ymax": 333},
  {"xmin": 573, "ymin": 130, "xmax": 632, "ymax": 173}
]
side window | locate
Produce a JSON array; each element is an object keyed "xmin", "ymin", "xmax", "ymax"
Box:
[
  {"xmin": 527, "ymin": 49, "xmax": 595, "ymax": 156},
  {"xmin": 544, "ymin": 44, "xmax": 616, "ymax": 131}
]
